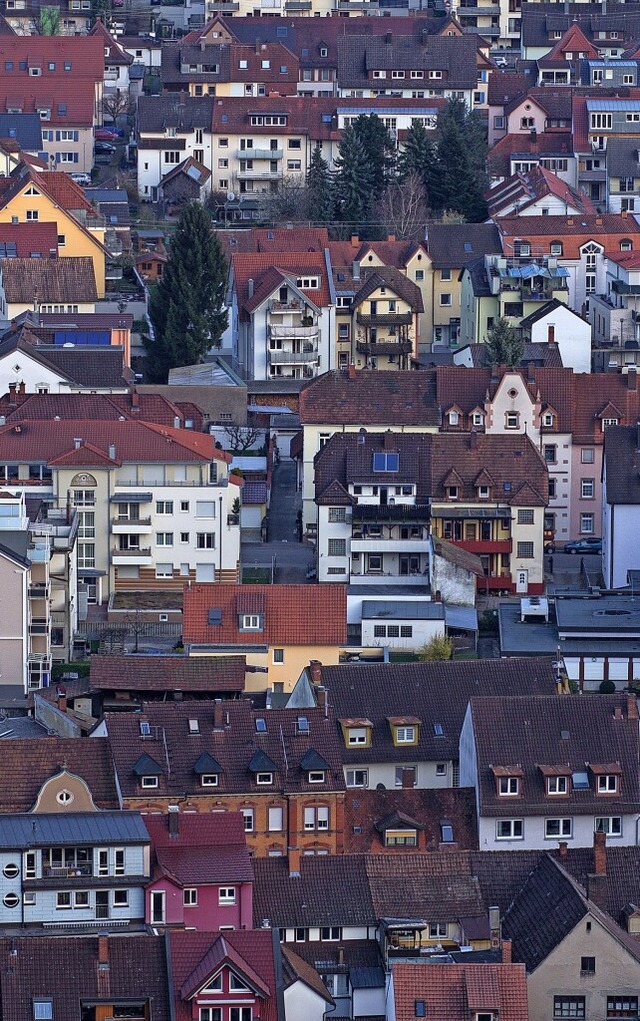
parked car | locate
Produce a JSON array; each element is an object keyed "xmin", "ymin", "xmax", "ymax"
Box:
[
  {"xmin": 549, "ymin": 537, "xmax": 603, "ymax": 555},
  {"xmin": 94, "ymin": 128, "xmax": 119, "ymax": 142},
  {"xmin": 94, "ymin": 141, "xmax": 116, "ymax": 155},
  {"xmin": 70, "ymin": 172, "xmax": 91, "ymax": 186}
]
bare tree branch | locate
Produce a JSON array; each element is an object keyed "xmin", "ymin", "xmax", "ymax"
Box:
[{"xmin": 379, "ymin": 173, "xmax": 427, "ymax": 240}]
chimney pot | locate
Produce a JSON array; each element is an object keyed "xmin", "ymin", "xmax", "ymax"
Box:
[
  {"xmin": 350, "ymin": 234, "xmax": 359, "ymax": 247},
  {"xmin": 594, "ymin": 829, "xmax": 607, "ymax": 875},
  {"xmin": 309, "ymin": 660, "xmax": 322, "ymax": 685},
  {"xmin": 168, "ymin": 805, "xmax": 180, "ymax": 836},
  {"xmin": 628, "ymin": 693, "xmax": 638, "ymax": 719},
  {"xmin": 559, "ymin": 840, "xmax": 568, "ymax": 859},
  {"xmin": 98, "ymin": 936, "xmax": 109, "ymax": 965},
  {"xmin": 353, "ymin": 260, "xmax": 360, "ymax": 281},
  {"xmin": 383, "ymin": 430, "xmax": 395, "ymax": 451},
  {"xmin": 348, "ymin": 364, "xmax": 357, "ymax": 380}
]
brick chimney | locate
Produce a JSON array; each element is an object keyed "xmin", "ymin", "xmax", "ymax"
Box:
[
  {"xmin": 622, "ymin": 209, "xmax": 629, "ymax": 218},
  {"xmin": 214, "ymin": 698, "xmax": 224, "ymax": 730},
  {"xmin": 628, "ymin": 693, "xmax": 639, "ymax": 719},
  {"xmin": 383, "ymin": 430, "xmax": 395, "ymax": 451},
  {"xmin": 558, "ymin": 841, "xmax": 568, "ymax": 859},
  {"xmin": 628, "ymin": 367, "xmax": 637, "ymax": 391},
  {"xmin": 469, "ymin": 429, "xmax": 477, "ymax": 450},
  {"xmin": 309, "ymin": 660, "xmax": 322, "ymax": 686},
  {"xmin": 288, "ymin": 846, "xmax": 301, "ymax": 877},
  {"xmin": 97, "ymin": 936, "xmax": 110, "ymax": 997},
  {"xmin": 56, "ymin": 685, "xmax": 67, "ymax": 713},
  {"xmin": 587, "ymin": 831, "xmax": 608, "ymax": 910},
  {"xmin": 348, "ymin": 364, "xmax": 357, "ymax": 380},
  {"xmin": 168, "ymin": 805, "xmax": 180, "ymax": 837},
  {"xmin": 501, "ymin": 939, "xmax": 512, "ymax": 964}
]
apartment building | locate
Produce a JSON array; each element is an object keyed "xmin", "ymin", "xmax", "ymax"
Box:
[{"xmin": 0, "ymin": 418, "xmax": 241, "ymax": 605}]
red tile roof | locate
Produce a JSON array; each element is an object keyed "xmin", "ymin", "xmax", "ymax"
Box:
[
  {"xmin": 0, "ymin": 418, "xmax": 228, "ymax": 465},
  {"xmin": 496, "ymin": 213, "xmax": 640, "ymax": 259},
  {"xmin": 220, "ymin": 227, "xmax": 330, "ymax": 258},
  {"xmin": 0, "ymin": 737, "xmax": 118, "ymax": 810},
  {"xmin": 0, "ymin": 221, "xmax": 58, "ymax": 257},
  {"xmin": 1, "ymin": 256, "xmax": 98, "ymax": 304},
  {"xmin": 487, "ymin": 165, "xmax": 595, "ymax": 218},
  {"xmin": 183, "ymin": 582, "xmax": 346, "ymax": 645},
  {"xmin": 232, "ymin": 251, "xmax": 331, "ymax": 321},
  {"xmin": 145, "ymin": 811, "xmax": 253, "ymax": 885},
  {"xmin": 544, "ymin": 22, "xmax": 599, "ymax": 60},
  {"xmin": 169, "ymin": 929, "xmax": 278, "ymax": 1021},
  {"xmin": 393, "ymin": 962, "xmax": 529, "ymax": 1021},
  {"xmin": 344, "ymin": 787, "xmax": 478, "ymax": 853},
  {"xmin": 299, "ymin": 368, "xmax": 439, "ymax": 426},
  {"xmin": 0, "ymin": 391, "xmax": 204, "ymax": 431}
]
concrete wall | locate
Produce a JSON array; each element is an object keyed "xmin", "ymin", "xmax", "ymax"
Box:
[
  {"xmin": 283, "ymin": 978, "xmax": 329, "ymax": 1021},
  {"xmin": 0, "ymin": 552, "xmax": 28, "ymax": 692}
]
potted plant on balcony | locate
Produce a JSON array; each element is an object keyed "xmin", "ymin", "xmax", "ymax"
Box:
[
  {"xmin": 228, "ymin": 496, "xmax": 240, "ymax": 526},
  {"xmin": 301, "ymin": 314, "xmax": 314, "ymax": 327}
]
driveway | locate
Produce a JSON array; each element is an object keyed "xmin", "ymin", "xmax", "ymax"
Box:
[{"xmin": 241, "ymin": 460, "xmax": 315, "ymax": 583}]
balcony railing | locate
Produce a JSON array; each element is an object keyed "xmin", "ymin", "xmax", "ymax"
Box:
[
  {"xmin": 268, "ymin": 348, "xmax": 319, "ymax": 365},
  {"xmin": 235, "ymin": 147, "xmax": 282, "ymax": 159},
  {"xmin": 454, "ymin": 539, "xmax": 512, "ymax": 554},
  {"xmin": 236, "ymin": 169, "xmax": 280, "ymax": 180},
  {"xmin": 29, "ymin": 584, "xmax": 50, "ymax": 598},
  {"xmin": 29, "ymin": 620, "xmax": 50, "ymax": 635},
  {"xmin": 43, "ymin": 864, "xmax": 93, "ymax": 878},
  {"xmin": 269, "ymin": 324, "xmax": 318, "ymax": 339},
  {"xmin": 356, "ymin": 340, "xmax": 413, "ymax": 356},
  {"xmin": 112, "ymin": 546, "xmax": 152, "ymax": 558}
]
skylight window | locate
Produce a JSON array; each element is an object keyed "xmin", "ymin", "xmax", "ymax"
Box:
[
  {"xmin": 434, "ymin": 723, "xmax": 444, "ymax": 736},
  {"xmin": 139, "ymin": 721, "xmax": 150, "ymax": 736},
  {"xmin": 255, "ymin": 718, "xmax": 267, "ymax": 733},
  {"xmin": 297, "ymin": 716, "xmax": 309, "ymax": 733},
  {"xmin": 373, "ymin": 452, "xmax": 399, "ymax": 472},
  {"xmin": 573, "ymin": 771, "xmax": 590, "ymax": 790}
]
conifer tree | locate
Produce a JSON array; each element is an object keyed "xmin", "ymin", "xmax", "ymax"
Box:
[{"xmin": 306, "ymin": 143, "xmax": 334, "ymax": 225}]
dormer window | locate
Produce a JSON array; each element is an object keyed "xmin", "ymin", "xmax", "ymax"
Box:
[
  {"xmin": 472, "ymin": 412, "xmax": 484, "ymax": 427},
  {"xmin": 141, "ymin": 776, "xmax": 158, "ymax": 788},
  {"xmin": 447, "ymin": 485, "xmax": 458, "ymax": 500},
  {"xmin": 500, "ymin": 776, "xmax": 519, "ymax": 796},
  {"xmin": 309, "ymin": 770, "xmax": 325, "ymax": 783},
  {"xmin": 349, "ymin": 728, "xmax": 367, "ymax": 744},
  {"xmin": 241, "ymin": 613, "xmax": 262, "ymax": 630},
  {"xmin": 506, "ymin": 412, "xmax": 519, "ymax": 429},
  {"xmin": 388, "ymin": 717, "xmax": 420, "ymax": 746},
  {"xmin": 478, "ymin": 485, "xmax": 490, "ymax": 499},
  {"xmin": 493, "ymin": 765, "xmax": 523, "ymax": 796},
  {"xmin": 256, "ymin": 772, "xmax": 273, "ymax": 785},
  {"xmin": 448, "ymin": 410, "xmax": 459, "ymax": 426},
  {"xmin": 201, "ymin": 774, "xmax": 219, "ymax": 787},
  {"xmin": 548, "ymin": 775, "xmax": 568, "ymax": 795},
  {"xmin": 602, "ymin": 418, "xmax": 619, "ymax": 429},
  {"xmin": 543, "ymin": 412, "xmax": 554, "ymax": 427},
  {"xmin": 598, "ymin": 774, "xmax": 618, "ymax": 793},
  {"xmin": 341, "ymin": 719, "xmax": 372, "ymax": 747}
]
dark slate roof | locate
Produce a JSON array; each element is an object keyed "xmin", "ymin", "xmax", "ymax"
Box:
[
  {"xmin": 107, "ymin": 701, "xmax": 346, "ymax": 798},
  {"xmin": 521, "ymin": 2, "xmax": 640, "ymax": 49},
  {"xmin": 0, "ymin": 811, "xmax": 149, "ymax": 848},
  {"xmin": 606, "ymin": 136, "xmax": 640, "ymax": 178},
  {"xmin": 469, "ymin": 694, "xmax": 640, "ymax": 816},
  {"xmin": 502, "ymin": 854, "xmax": 588, "ymax": 972},
  {"xmin": 28, "ymin": 344, "xmax": 133, "ymax": 388},
  {"xmin": 463, "ymin": 257, "xmax": 493, "ymax": 298},
  {"xmin": 603, "ymin": 425, "xmax": 640, "ymax": 504},
  {"xmin": 0, "ymin": 113, "xmax": 42, "ymax": 150},
  {"xmin": 0, "ymin": 934, "xmax": 172, "ymax": 1021},
  {"xmin": 137, "ymin": 94, "xmax": 215, "ymax": 134},
  {"xmin": 337, "ymin": 32, "xmax": 482, "ymax": 91},
  {"xmin": 321, "ymin": 659, "xmax": 556, "ymax": 765},
  {"xmin": 426, "ymin": 223, "xmax": 502, "ymax": 269}
]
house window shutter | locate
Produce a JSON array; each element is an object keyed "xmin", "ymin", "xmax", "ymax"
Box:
[
  {"xmin": 74, "ymin": 153, "xmax": 78, "ymax": 163},
  {"xmin": 73, "ymin": 130, "xmax": 78, "ymax": 141},
  {"xmin": 55, "ymin": 152, "xmax": 60, "ymax": 162},
  {"xmin": 55, "ymin": 130, "xmax": 60, "ymax": 141},
  {"xmin": 304, "ymin": 806, "xmax": 315, "ymax": 829}
]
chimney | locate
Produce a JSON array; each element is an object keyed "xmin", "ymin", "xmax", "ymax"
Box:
[
  {"xmin": 214, "ymin": 698, "xmax": 224, "ymax": 730},
  {"xmin": 288, "ymin": 846, "xmax": 301, "ymax": 877},
  {"xmin": 469, "ymin": 429, "xmax": 477, "ymax": 450},
  {"xmin": 383, "ymin": 429, "xmax": 395, "ymax": 451},
  {"xmin": 7, "ymin": 382, "xmax": 16, "ymax": 406},
  {"xmin": 501, "ymin": 939, "xmax": 512, "ymax": 964},
  {"xmin": 108, "ymin": 444, "xmax": 116, "ymax": 461},
  {"xmin": 614, "ymin": 705, "xmax": 623, "ymax": 721},
  {"xmin": 200, "ymin": 37, "xmax": 206, "ymax": 50},
  {"xmin": 594, "ymin": 829, "xmax": 607, "ymax": 876},
  {"xmin": 316, "ymin": 685, "xmax": 328, "ymax": 714},
  {"xmin": 387, "ymin": 234, "xmax": 396, "ymax": 242},
  {"xmin": 596, "ymin": 216, "xmax": 603, "ymax": 225},
  {"xmin": 248, "ymin": 278, "xmax": 254, "ymax": 299},
  {"xmin": 168, "ymin": 805, "xmax": 180, "ymax": 837},
  {"xmin": 351, "ymin": 234, "xmax": 359, "ymax": 247},
  {"xmin": 558, "ymin": 841, "xmax": 568, "ymax": 859},
  {"xmin": 56, "ymin": 685, "xmax": 67, "ymax": 713},
  {"xmin": 348, "ymin": 364, "xmax": 357, "ymax": 380},
  {"xmin": 131, "ymin": 388, "xmax": 139, "ymax": 409},
  {"xmin": 628, "ymin": 367, "xmax": 638, "ymax": 391},
  {"xmin": 18, "ymin": 382, "xmax": 25, "ymax": 397},
  {"xmin": 622, "ymin": 209, "xmax": 629, "ymax": 219},
  {"xmin": 97, "ymin": 936, "xmax": 110, "ymax": 997},
  {"xmin": 385, "ymin": 31, "xmax": 392, "ymax": 42},
  {"xmin": 353, "ymin": 260, "xmax": 360, "ymax": 281},
  {"xmin": 567, "ymin": 217, "xmax": 574, "ymax": 226},
  {"xmin": 309, "ymin": 660, "xmax": 322, "ymax": 686},
  {"xmin": 628, "ymin": 693, "xmax": 638, "ymax": 719}
]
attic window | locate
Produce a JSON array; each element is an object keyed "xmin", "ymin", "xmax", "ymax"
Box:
[
  {"xmin": 241, "ymin": 614, "xmax": 262, "ymax": 630},
  {"xmin": 297, "ymin": 716, "xmax": 309, "ymax": 734},
  {"xmin": 188, "ymin": 719, "xmax": 199, "ymax": 734},
  {"xmin": 433, "ymin": 723, "xmax": 444, "ymax": 736},
  {"xmin": 141, "ymin": 776, "xmax": 158, "ymax": 788},
  {"xmin": 255, "ymin": 717, "xmax": 267, "ymax": 733},
  {"xmin": 415, "ymin": 1002, "xmax": 426, "ymax": 1019},
  {"xmin": 208, "ymin": 609, "xmax": 222, "ymax": 626},
  {"xmin": 33, "ymin": 1002, "xmax": 53, "ymax": 1021},
  {"xmin": 373, "ymin": 452, "xmax": 399, "ymax": 472},
  {"xmin": 440, "ymin": 821, "xmax": 454, "ymax": 843},
  {"xmin": 320, "ymin": 46, "xmax": 328, "ymax": 56},
  {"xmin": 139, "ymin": 721, "xmax": 151, "ymax": 736},
  {"xmin": 296, "ymin": 276, "xmax": 319, "ymax": 289},
  {"xmin": 572, "ymin": 771, "xmax": 590, "ymax": 790},
  {"xmin": 621, "ymin": 239, "xmax": 633, "ymax": 251},
  {"xmin": 448, "ymin": 410, "xmax": 459, "ymax": 426},
  {"xmin": 256, "ymin": 772, "xmax": 273, "ymax": 785}
]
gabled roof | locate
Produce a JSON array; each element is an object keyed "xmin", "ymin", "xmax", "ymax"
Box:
[
  {"xmin": 281, "ymin": 945, "xmax": 334, "ymax": 1004},
  {"xmin": 393, "ymin": 962, "xmax": 529, "ymax": 1021},
  {"xmin": 486, "ymin": 165, "xmax": 594, "ymax": 218},
  {"xmin": 469, "ymin": 694, "xmax": 640, "ymax": 817},
  {"xmin": 183, "ymin": 583, "xmax": 346, "ymax": 646},
  {"xmin": 0, "ymin": 737, "xmax": 118, "ymax": 811},
  {"xmin": 89, "ymin": 17, "xmax": 134, "ymax": 65},
  {"xmin": 425, "ymin": 222, "xmax": 501, "ymax": 269},
  {"xmin": 351, "ymin": 265, "xmax": 424, "ymax": 313},
  {"xmin": 144, "ymin": 811, "xmax": 253, "ymax": 886},
  {"xmin": 299, "ymin": 369, "xmax": 439, "ymax": 427},
  {"xmin": 89, "ymin": 654, "xmax": 245, "ymax": 693},
  {"xmin": 161, "ymin": 154, "xmax": 211, "ymax": 189},
  {"xmin": 603, "ymin": 425, "xmax": 640, "ymax": 504},
  {"xmin": 169, "ymin": 929, "xmax": 278, "ymax": 1021},
  {"xmin": 231, "ymin": 251, "xmax": 330, "ymax": 322},
  {"xmin": 544, "ymin": 22, "xmax": 599, "ymax": 60},
  {"xmin": 1, "ymin": 256, "xmax": 97, "ymax": 304}
]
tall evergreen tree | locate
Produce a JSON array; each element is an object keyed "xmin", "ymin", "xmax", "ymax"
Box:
[
  {"xmin": 145, "ymin": 203, "xmax": 228, "ymax": 383},
  {"xmin": 485, "ymin": 316, "xmax": 524, "ymax": 367},
  {"xmin": 397, "ymin": 119, "xmax": 440, "ymax": 210},
  {"xmin": 351, "ymin": 113, "xmax": 396, "ymax": 198},
  {"xmin": 333, "ymin": 126, "xmax": 374, "ymax": 230},
  {"xmin": 435, "ymin": 98, "xmax": 488, "ymax": 222},
  {"xmin": 306, "ymin": 143, "xmax": 334, "ymax": 225}
]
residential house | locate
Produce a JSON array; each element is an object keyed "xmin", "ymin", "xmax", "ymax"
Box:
[
  {"xmin": 292, "ymin": 657, "xmax": 557, "ymax": 791},
  {"xmin": 604, "ymin": 136, "xmax": 640, "ymax": 215},
  {"xmin": 0, "ymin": 773, "xmax": 150, "ymax": 928},
  {"xmin": 0, "ymin": 416, "xmax": 240, "ymax": 604},
  {"xmin": 90, "ymin": 17, "xmax": 133, "ymax": 100},
  {"xmin": 603, "ymin": 423, "xmax": 640, "ymax": 588},
  {"xmin": 31, "ymin": 313, "xmax": 135, "ymax": 367},
  {"xmin": 590, "ymin": 249, "xmax": 640, "ymax": 356},
  {"xmin": 160, "ymin": 39, "xmax": 301, "ymax": 98},
  {"xmin": 0, "ymin": 737, "xmax": 119, "ymax": 812},
  {"xmin": 183, "ymin": 583, "xmax": 347, "ymax": 691},
  {"xmin": 424, "ymin": 222, "xmax": 501, "ymax": 349},
  {"xmin": 459, "ymin": 253, "xmax": 571, "ymax": 351},
  {"xmin": 0, "ymin": 165, "xmax": 109, "ymax": 297},
  {"xmin": 0, "ymin": 36, "xmax": 104, "ymax": 172},
  {"xmin": 0, "ymin": 113, "xmax": 44, "ymax": 173},
  {"xmin": 343, "ymin": 786, "xmax": 478, "ymax": 853},
  {"xmin": 389, "ymin": 961, "xmax": 529, "ymax": 1021},
  {"xmin": 101, "ymin": 700, "xmax": 347, "ymax": 857},
  {"xmin": 533, "ymin": 23, "xmax": 599, "ymax": 87},
  {"xmin": 346, "ymin": 265, "xmax": 423, "ymax": 371},
  {"xmin": 168, "ymin": 929, "xmax": 283, "ymax": 1021},
  {"xmin": 296, "ymin": 368, "xmax": 440, "ymax": 530},
  {"xmin": 144, "ymin": 810, "xmax": 253, "ymax": 930},
  {"xmin": 488, "ymin": 131, "xmax": 577, "ymax": 192},
  {"xmin": 136, "ymin": 95, "xmax": 214, "ymax": 202},
  {"xmin": 159, "ymin": 156, "xmax": 211, "ymax": 213},
  {"xmin": 88, "ymin": 653, "xmax": 246, "ymax": 709},
  {"xmin": 1, "ymin": 256, "xmax": 98, "ymax": 318},
  {"xmin": 520, "ymin": 5, "xmax": 640, "ymax": 63},
  {"xmin": 459, "ymin": 693, "xmax": 640, "ymax": 849},
  {"xmin": 0, "ymin": 934, "xmax": 171, "ymax": 1021},
  {"xmin": 495, "ymin": 212, "xmax": 640, "ymax": 315},
  {"xmin": 485, "ymin": 166, "xmax": 594, "ymax": 220},
  {"xmin": 518, "ymin": 300, "xmax": 591, "ymax": 374},
  {"xmin": 229, "ymin": 250, "xmax": 335, "ymax": 381},
  {"xmin": 503, "ymin": 851, "xmax": 640, "ymax": 1021},
  {"xmin": 491, "ymin": 83, "xmax": 573, "ymax": 149}
]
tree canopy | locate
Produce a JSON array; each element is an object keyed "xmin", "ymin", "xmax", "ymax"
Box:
[
  {"xmin": 145, "ymin": 202, "xmax": 228, "ymax": 383},
  {"xmin": 485, "ymin": 317, "xmax": 525, "ymax": 367}
]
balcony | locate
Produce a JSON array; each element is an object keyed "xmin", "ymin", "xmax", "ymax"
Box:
[
  {"xmin": 356, "ymin": 311, "xmax": 413, "ymax": 328},
  {"xmin": 480, "ymin": 574, "xmax": 513, "ymax": 591},
  {"xmin": 43, "ymin": 864, "xmax": 93, "ymax": 878},
  {"xmin": 29, "ymin": 583, "xmax": 50, "ymax": 599},
  {"xmin": 269, "ymin": 299, "xmax": 304, "ymax": 313},
  {"xmin": 29, "ymin": 619, "xmax": 50, "ymax": 635},
  {"xmin": 356, "ymin": 340, "xmax": 413, "ymax": 357},
  {"xmin": 236, "ymin": 147, "xmax": 282, "ymax": 159},
  {"xmin": 351, "ymin": 538, "xmax": 427, "ymax": 553},
  {"xmin": 268, "ymin": 348, "xmax": 319, "ymax": 365},
  {"xmin": 350, "ymin": 570, "xmax": 429, "ymax": 585},
  {"xmin": 333, "ymin": 0, "xmax": 380, "ymax": 9},
  {"xmin": 580, "ymin": 169, "xmax": 606, "ymax": 182},
  {"xmin": 285, "ymin": 0, "xmax": 312, "ymax": 8},
  {"xmin": 458, "ymin": 1, "xmax": 500, "ymax": 11},
  {"xmin": 112, "ymin": 547, "xmax": 152, "ymax": 564},
  {"xmin": 454, "ymin": 539, "xmax": 512, "ymax": 554},
  {"xmin": 269, "ymin": 324, "xmax": 318, "ymax": 340},
  {"xmin": 207, "ymin": 0, "xmax": 239, "ymax": 9},
  {"xmin": 236, "ymin": 169, "xmax": 280, "ymax": 180},
  {"xmin": 111, "ymin": 516, "xmax": 152, "ymax": 531}
]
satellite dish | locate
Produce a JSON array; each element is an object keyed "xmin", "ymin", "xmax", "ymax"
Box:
[{"xmin": 226, "ymin": 191, "xmax": 236, "ymax": 202}]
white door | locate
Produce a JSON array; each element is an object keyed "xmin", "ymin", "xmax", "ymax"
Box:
[{"xmin": 516, "ymin": 570, "xmax": 528, "ymax": 593}]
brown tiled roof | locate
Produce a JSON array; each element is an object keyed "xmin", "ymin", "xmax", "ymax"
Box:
[
  {"xmin": 489, "ymin": 131, "xmax": 574, "ymax": 178},
  {"xmin": 183, "ymin": 583, "xmax": 346, "ymax": 646},
  {"xmin": 432, "ymin": 537, "xmax": 484, "ymax": 577},
  {"xmin": 0, "ymin": 737, "xmax": 118, "ymax": 810},
  {"xmin": 299, "ymin": 369, "xmax": 439, "ymax": 426},
  {"xmin": 1, "ymin": 256, "xmax": 98, "ymax": 303},
  {"xmin": 106, "ymin": 701, "xmax": 347, "ymax": 799},
  {"xmin": 495, "ymin": 213, "xmax": 640, "ymax": 260},
  {"xmin": 435, "ymin": 365, "xmax": 574, "ymax": 432},
  {"xmin": 90, "ymin": 654, "xmax": 246, "ymax": 693},
  {"xmin": 0, "ymin": 935, "xmax": 171, "ymax": 1021},
  {"xmin": 0, "ymin": 391, "xmax": 201, "ymax": 429},
  {"xmin": 170, "ymin": 929, "xmax": 278, "ymax": 1021},
  {"xmin": 220, "ymin": 227, "xmax": 330, "ymax": 258},
  {"xmin": 352, "ymin": 265, "xmax": 424, "ymax": 313},
  {"xmin": 145, "ymin": 811, "xmax": 253, "ymax": 885},
  {"xmin": 344, "ymin": 787, "xmax": 478, "ymax": 853},
  {"xmin": 111, "ymin": 590, "xmax": 184, "ymax": 611},
  {"xmin": 430, "ymin": 432, "xmax": 548, "ymax": 504},
  {"xmin": 0, "ymin": 418, "xmax": 227, "ymax": 465},
  {"xmin": 322, "ymin": 658, "xmax": 557, "ymax": 766},
  {"xmin": 393, "ymin": 962, "xmax": 529, "ymax": 1021},
  {"xmin": 0, "ymin": 221, "xmax": 58, "ymax": 257},
  {"xmin": 487, "ymin": 165, "xmax": 595, "ymax": 218},
  {"xmin": 469, "ymin": 694, "xmax": 640, "ymax": 817},
  {"xmin": 602, "ymin": 425, "xmax": 640, "ymax": 504},
  {"xmin": 281, "ymin": 945, "xmax": 334, "ymax": 1004},
  {"xmin": 571, "ymin": 374, "xmax": 640, "ymax": 443}
]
